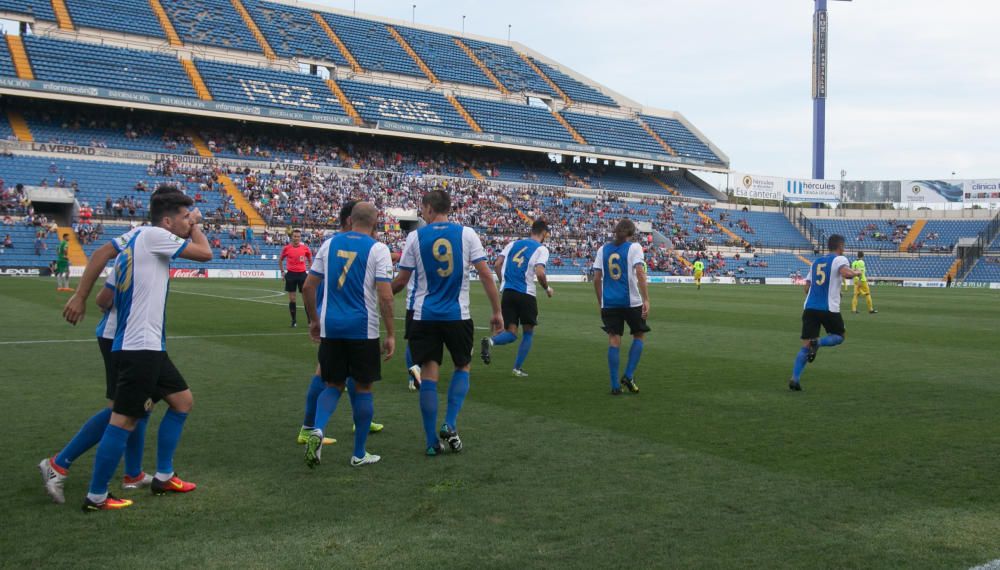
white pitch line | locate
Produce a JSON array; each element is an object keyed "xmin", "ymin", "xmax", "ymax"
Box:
[
  {"xmin": 970, "ymin": 559, "xmax": 1000, "ymax": 570},
  {"xmin": 0, "ymin": 332, "xmax": 303, "ymax": 346}
]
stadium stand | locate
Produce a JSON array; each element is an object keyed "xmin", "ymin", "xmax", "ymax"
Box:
[
  {"xmin": 456, "ymin": 96, "xmax": 576, "ymax": 143},
  {"xmin": 640, "ymin": 114, "xmax": 723, "ymax": 165},
  {"xmin": 0, "ymin": 223, "xmax": 60, "ymax": 268},
  {"xmin": 63, "ymin": 0, "xmax": 165, "ymax": 39},
  {"xmin": 338, "ymin": 78, "xmax": 467, "ymax": 131},
  {"xmin": 318, "ymin": 12, "xmax": 423, "ymax": 77},
  {"xmin": 242, "ymin": 0, "xmax": 348, "ymax": 64},
  {"xmin": 194, "ymin": 59, "xmax": 347, "ymax": 116},
  {"xmin": 529, "ymin": 57, "xmax": 618, "ymax": 107},
  {"xmin": 0, "ymin": 0, "xmax": 55, "ymax": 21},
  {"xmin": 965, "ymin": 257, "xmax": 1000, "ymax": 283},
  {"xmin": 808, "ymin": 218, "xmax": 914, "ymax": 251},
  {"xmin": 158, "ymin": 0, "xmax": 260, "ymax": 52},
  {"xmin": 916, "ymin": 220, "xmax": 985, "ymax": 251},
  {"xmin": 22, "ymin": 36, "xmax": 198, "ymax": 98},
  {"xmin": 0, "ymin": 38, "xmax": 14, "ymax": 78},
  {"xmin": 461, "ymin": 39, "xmax": 557, "ymax": 97},
  {"xmin": 560, "ymin": 111, "xmax": 667, "ymax": 155},
  {"xmin": 393, "ymin": 26, "xmax": 492, "ymax": 88},
  {"xmin": 864, "ymin": 255, "xmax": 956, "ymax": 279}
]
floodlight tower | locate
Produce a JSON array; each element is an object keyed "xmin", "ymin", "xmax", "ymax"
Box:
[{"xmin": 812, "ymin": 0, "xmax": 851, "ymax": 180}]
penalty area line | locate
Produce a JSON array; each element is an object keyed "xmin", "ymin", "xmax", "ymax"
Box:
[{"xmin": 970, "ymin": 560, "xmax": 1000, "ymax": 570}]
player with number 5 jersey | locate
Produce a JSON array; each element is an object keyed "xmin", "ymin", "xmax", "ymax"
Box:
[
  {"xmin": 392, "ymin": 190, "xmax": 502, "ymax": 457},
  {"xmin": 480, "ymin": 219, "xmax": 553, "ymax": 377},
  {"xmin": 592, "ymin": 219, "xmax": 650, "ymax": 395},
  {"xmin": 788, "ymin": 234, "xmax": 862, "ymax": 391}
]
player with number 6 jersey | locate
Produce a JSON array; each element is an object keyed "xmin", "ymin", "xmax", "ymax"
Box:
[
  {"xmin": 480, "ymin": 219, "xmax": 552, "ymax": 377},
  {"xmin": 592, "ymin": 219, "xmax": 650, "ymax": 395},
  {"xmin": 392, "ymin": 190, "xmax": 502, "ymax": 457}
]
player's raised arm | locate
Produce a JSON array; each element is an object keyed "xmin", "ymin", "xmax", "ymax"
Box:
[
  {"xmin": 175, "ymin": 209, "xmax": 212, "ymax": 262},
  {"xmin": 63, "ymin": 241, "xmax": 117, "ymax": 325}
]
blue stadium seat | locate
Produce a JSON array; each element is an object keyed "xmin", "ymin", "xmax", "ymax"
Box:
[
  {"xmin": 917, "ymin": 220, "xmax": 987, "ymax": 250},
  {"xmin": 0, "ymin": 223, "xmax": 60, "ymax": 268},
  {"xmin": 456, "ymin": 96, "xmax": 574, "ymax": 143},
  {"xmin": 64, "ymin": 0, "xmax": 166, "ymax": 39},
  {"xmin": 0, "ymin": 0, "xmax": 54, "ymax": 21},
  {"xmin": 640, "ymin": 114, "xmax": 722, "ymax": 164},
  {"xmin": 530, "ymin": 58, "xmax": 617, "ymax": 107},
  {"xmin": 242, "ymin": 0, "xmax": 349, "ymax": 65},
  {"xmin": 338, "ymin": 78, "xmax": 467, "ymax": 131},
  {"xmin": 159, "ymin": 0, "xmax": 259, "ymax": 53},
  {"xmin": 560, "ymin": 112, "xmax": 665, "ymax": 155},
  {"xmin": 965, "ymin": 257, "xmax": 1000, "ymax": 283},
  {"xmin": 195, "ymin": 59, "xmax": 347, "ymax": 116},
  {"xmin": 461, "ymin": 39, "xmax": 556, "ymax": 96},
  {"xmin": 0, "ymin": 36, "xmax": 14, "ymax": 78},
  {"xmin": 319, "ymin": 12, "xmax": 423, "ymax": 77},
  {"xmin": 23, "ymin": 36, "xmax": 198, "ymax": 98},
  {"xmin": 864, "ymin": 255, "xmax": 954, "ymax": 279},
  {"xmin": 395, "ymin": 27, "xmax": 493, "ymax": 89},
  {"xmin": 809, "ymin": 219, "xmax": 912, "ymax": 251}
]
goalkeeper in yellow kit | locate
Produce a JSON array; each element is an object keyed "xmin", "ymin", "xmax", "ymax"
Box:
[{"xmin": 851, "ymin": 251, "xmax": 877, "ymax": 314}]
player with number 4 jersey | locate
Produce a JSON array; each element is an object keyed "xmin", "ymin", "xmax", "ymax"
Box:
[
  {"xmin": 788, "ymin": 234, "xmax": 863, "ymax": 391},
  {"xmin": 480, "ymin": 220, "xmax": 552, "ymax": 377},
  {"xmin": 392, "ymin": 190, "xmax": 502, "ymax": 457}
]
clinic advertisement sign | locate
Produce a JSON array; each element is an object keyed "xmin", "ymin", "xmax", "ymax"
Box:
[
  {"xmin": 962, "ymin": 179, "xmax": 1000, "ymax": 204},
  {"xmin": 901, "ymin": 180, "xmax": 964, "ymax": 204}
]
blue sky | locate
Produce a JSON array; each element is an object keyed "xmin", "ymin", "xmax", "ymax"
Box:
[{"xmin": 310, "ymin": 0, "xmax": 999, "ymax": 181}]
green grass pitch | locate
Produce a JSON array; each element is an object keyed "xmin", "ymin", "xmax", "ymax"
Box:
[{"xmin": 1, "ymin": 278, "xmax": 999, "ymax": 568}]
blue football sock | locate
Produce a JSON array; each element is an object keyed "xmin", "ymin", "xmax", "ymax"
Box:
[
  {"xmin": 608, "ymin": 346, "xmax": 621, "ymax": 389},
  {"xmin": 87, "ymin": 424, "xmax": 130, "ymax": 496},
  {"xmin": 624, "ymin": 339, "xmax": 644, "ymax": 379},
  {"xmin": 445, "ymin": 370, "xmax": 470, "ymax": 429},
  {"xmin": 819, "ymin": 334, "xmax": 844, "ymax": 347},
  {"xmin": 792, "ymin": 347, "xmax": 810, "ymax": 382},
  {"xmin": 492, "ymin": 331, "xmax": 517, "ymax": 346},
  {"xmin": 54, "ymin": 407, "xmax": 112, "ymax": 470},
  {"xmin": 419, "ymin": 380, "xmax": 439, "ymax": 448},
  {"xmin": 313, "ymin": 386, "xmax": 342, "ymax": 433},
  {"xmin": 156, "ymin": 409, "xmax": 188, "ymax": 476},
  {"xmin": 123, "ymin": 415, "xmax": 148, "ymax": 478},
  {"xmin": 301, "ymin": 375, "xmax": 324, "ymax": 428},
  {"xmin": 514, "ymin": 331, "xmax": 534, "ymax": 369},
  {"xmin": 405, "ymin": 345, "xmax": 414, "ymax": 372},
  {"xmin": 352, "ymin": 392, "xmax": 374, "ymax": 458}
]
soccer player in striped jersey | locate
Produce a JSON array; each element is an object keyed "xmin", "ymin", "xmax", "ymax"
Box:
[
  {"xmin": 392, "ymin": 190, "xmax": 503, "ymax": 456},
  {"xmin": 789, "ymin": 234, "xmax": 863, "ymax": 391},
  {"xmin": 39, "ymin": 264, "xmax": 153, "ymax": 504},
  {"xmin": 480, "ymin": 220, "xmax": 553, "ymax": 377},
  {"xmin": 302, "ymin": 202, "xmax": 394, "ymax": 468},
  {"xmin": 592, "ymin": 219, "xmax": 650, "ymax": 395},
  {"xmin": 62, "ymin": 186, "xmax": 212, "ymax": 511}
]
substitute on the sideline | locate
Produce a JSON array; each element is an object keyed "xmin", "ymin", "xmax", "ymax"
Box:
[
  {"xmin": 851, "ymin": 251, "xmax": 877, "ymax": 314},
  {"xmin": 280, "ymin": 229, "xmax": 312, "ymax": 327},
  {"xmin": 480, "ymin": 219, "xmax": 552, "ymax": 377},
  {"xmin": 62, "ymin": 186, "xmax": 212, "ymax": 511}
]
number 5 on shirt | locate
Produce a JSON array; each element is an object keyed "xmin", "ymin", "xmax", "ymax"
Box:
[
  {"xmin": 814, "ymin": 263, "xmax": 827, "ymax": 286},
  {"xmin": 336, "ymin": 250, "xmax": 357, "ymax": 288}
]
